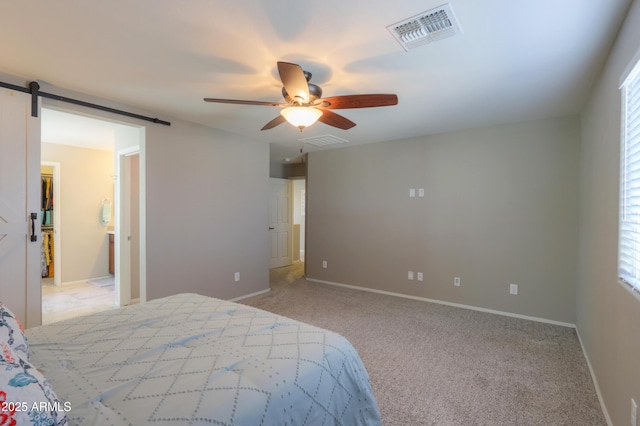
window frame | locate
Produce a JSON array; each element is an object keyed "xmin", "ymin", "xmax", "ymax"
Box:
[{"xmin": 618, "ymin": 54, "xmax": 640, "ymax": 298}]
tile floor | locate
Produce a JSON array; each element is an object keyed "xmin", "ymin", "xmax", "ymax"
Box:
[{"xmin": 41, "ymin": 277, "xmax": 117, "ymax": 325}]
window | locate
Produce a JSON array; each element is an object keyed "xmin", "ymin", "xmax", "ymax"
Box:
[{"xmin": 619, "ymin": 58, "xmax": 640, "ymax": 294}]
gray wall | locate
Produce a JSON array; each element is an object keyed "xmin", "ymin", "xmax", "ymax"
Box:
[
  {"xmin": 306, "ymin": 116, "xmax": 580, "ymax": 324},
  {"xmin": 145, "ymin": 118, "xmax": 270, "ymax": 300},
  {"xmin": 577, "ymin": 0, "xmax": 640, "ymax": 424}
]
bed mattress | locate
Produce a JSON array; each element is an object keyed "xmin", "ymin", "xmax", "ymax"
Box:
[{"xmin": 26, "ymin": 293, "xmax": 381, "ymax": 425}]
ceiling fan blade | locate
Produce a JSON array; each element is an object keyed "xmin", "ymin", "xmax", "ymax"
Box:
[
  {"xmin": 277, "ymin": 62, "xmax": 310, "ymax": 104},
  {"xmin": 261, "ymin": 115, "xmax": 286, "ymax": 131},
  {"xmin": 321, "ymin": 94, "xmax": 398, "ymax": 109},
  {"xmin": 318, "ymin": 109, "xmax": 356, "ymax": 130},
  {"xmin": 204, "ymin": 98, "xmax": 286, "ymax": 107}
]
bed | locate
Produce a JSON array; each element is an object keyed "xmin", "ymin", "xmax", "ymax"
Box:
[{"xmin": 20, "ymin": 293, "xmax": 381, "ymax": 425}]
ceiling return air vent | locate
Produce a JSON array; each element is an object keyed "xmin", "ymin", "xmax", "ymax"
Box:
[
  {"xmin": 299, "ymin": 134, "xmax": 349, "ymax": 147},
  {"xmin": 387, "ymin": 3, "xmax": 462, "ymax": 51}
]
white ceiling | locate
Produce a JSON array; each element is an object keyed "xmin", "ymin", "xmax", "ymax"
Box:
[
  {"xmin": 41, "ymin": 108, "xmax": 118, "ymax": 151},
  {"xmin": 1, "ymin": 1, "xmax": 632, "ymax": 162}
]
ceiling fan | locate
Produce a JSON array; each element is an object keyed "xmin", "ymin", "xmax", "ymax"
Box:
[{"xmin": 204, "ymin": 61, "xmax": 398, "ymax": 131}]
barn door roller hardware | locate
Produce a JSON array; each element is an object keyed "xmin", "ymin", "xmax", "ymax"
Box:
[{"xmin": 0, "ymin": 80, "xmax": 170, "ymax": 126}]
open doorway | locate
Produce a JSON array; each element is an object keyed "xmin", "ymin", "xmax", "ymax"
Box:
[
  {"xmin": 268, "ymin": 177, "xmax": 306, "ymax": 288},
  {"xmin": 40, "ymin": 107, "xmax": 145, "ymax": 324}
]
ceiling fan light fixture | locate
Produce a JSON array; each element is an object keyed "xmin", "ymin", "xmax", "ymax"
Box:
[
  {"xmin": 280, "ymin": 106, "xmax": 322, "ymax": 129},
  {"xmin": 205, "ymin": 61, "xmax": 397, "ymax": 132}
]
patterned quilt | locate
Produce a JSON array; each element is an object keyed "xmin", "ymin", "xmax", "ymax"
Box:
[{"xmin": 26, "ymin": 293, "xmax": 381, "ymax": 425}]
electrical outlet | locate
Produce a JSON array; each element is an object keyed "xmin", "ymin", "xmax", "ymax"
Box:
[
  {"xmin": 234, "ymin": 272, "xmax": 240, "ymax": 282},
  {"xmin": 417, "ymin": 272, "xmax": 423, "ymax": 281},
  {"xmin": 510, "ymin": 283, "xmax": 518, "ymax": 295},
  {"xmin": 408, "ymin": 271, "xmax": 414, "ymax": 280},
  {"xmin": 454, "ymin": 277, "xmax": 461, "ymax": 287},
  {"xmin": 632, "ymin": 398, "xmax": 637, "ymax": 426},
  {"xmin": 418, "ymin": 188, "xmax": 425, "ymax": 197}
]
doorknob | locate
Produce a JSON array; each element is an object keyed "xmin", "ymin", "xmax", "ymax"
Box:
[{"xmin": 269, "ymin": 227, "xmax": 275, "ymax": 230}]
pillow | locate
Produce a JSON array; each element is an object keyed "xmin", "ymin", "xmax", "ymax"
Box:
[
  {"xmin": 0, "ymin": 303, "xmax": 29, "ymax": 360},
  {"xmin": 0, "ymin": 340, "xmax": 69, "ymax": 425}
]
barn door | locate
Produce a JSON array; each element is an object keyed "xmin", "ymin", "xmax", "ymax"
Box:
[{"xmin": 0, "ymin": 88, "xmax": 41, "ymax": 327}]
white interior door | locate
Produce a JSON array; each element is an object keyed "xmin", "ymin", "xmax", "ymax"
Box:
[
  {"xmin": 269, "ymin": 178, "xmax": 292, "ymax": 269},
  {"xmin": 116, "ymin": 146, "xmax": 135, "ymax": 307},
  {"xmin": 0, "ymin": 88, "xmax": 41, "ymax": 327}
]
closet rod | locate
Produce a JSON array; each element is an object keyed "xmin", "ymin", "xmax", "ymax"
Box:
[{"xmin": 0, "ymin": 80, "xmax": 171, "ymax": 126}]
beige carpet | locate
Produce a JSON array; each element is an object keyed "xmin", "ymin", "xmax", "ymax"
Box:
[{"xmin": 242, "ymin": 263, "xmax": 605, "ymax": 426}]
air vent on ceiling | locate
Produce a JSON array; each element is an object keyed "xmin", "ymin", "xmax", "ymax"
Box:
[
  {"xmin": 387, "ymin": 3, "xmax": 462, "ymax": 51},
  {"xmin": 299, "ymin": 134, "xmax": 349, "ymax": 147}
]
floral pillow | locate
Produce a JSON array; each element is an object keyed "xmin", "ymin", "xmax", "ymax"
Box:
[
  {"xmin": 0, "ymin": 303, "xmax": 29, "ymax": 360},
  {"xmin": 0, "ymin": 341, "xmax": 68, "ymax": 425}
]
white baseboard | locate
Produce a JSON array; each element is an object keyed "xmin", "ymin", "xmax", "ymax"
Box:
[
  {"xmin": 229, "ymin": 288, "xmax": 270, "ymax": 302},
  {"xmin": 575, "ymin": 328, "xmax": 612, "ymax": 426},
  {"xmin": 307, "ymin": 278, "xmax": 576, "ymax": 328}
]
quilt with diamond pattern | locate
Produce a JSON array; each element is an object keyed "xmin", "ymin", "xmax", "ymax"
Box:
[{"xmin": 26, "ymin": 293, "xmax": 381, "ymax": 425}]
